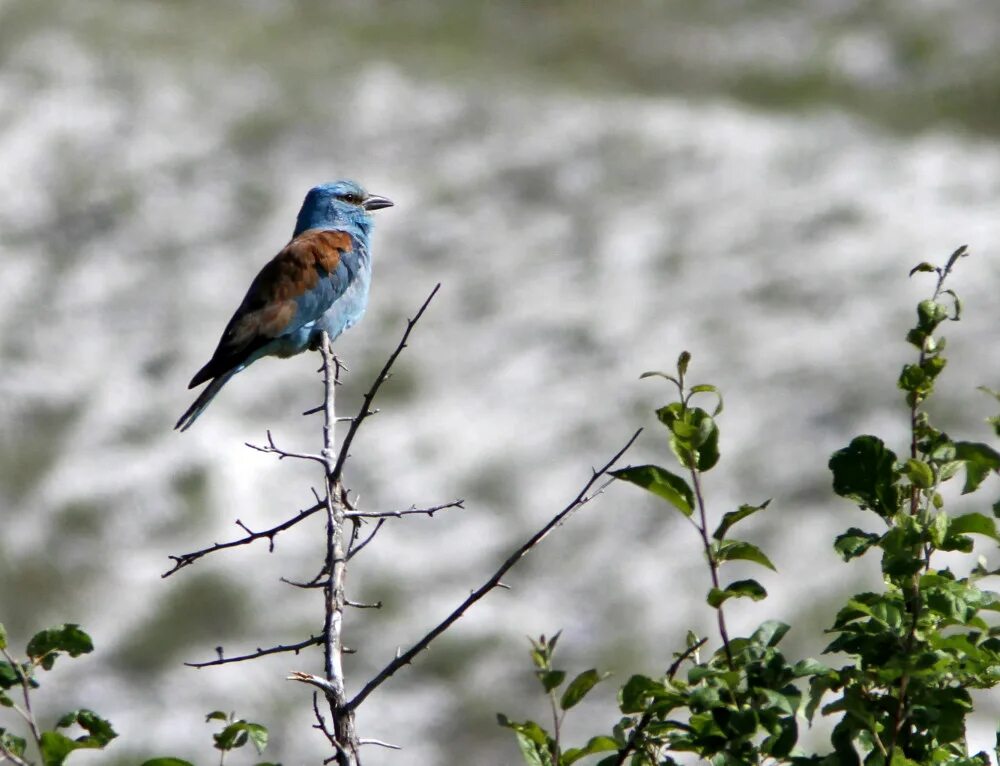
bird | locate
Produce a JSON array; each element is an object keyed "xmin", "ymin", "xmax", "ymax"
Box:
[{"xmin": 175, "ymin": 180, "xmax": 393, "ymax": 431}]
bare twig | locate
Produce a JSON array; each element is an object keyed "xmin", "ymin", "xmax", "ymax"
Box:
[
  {"xmin": 331, "ymin": 284, "xmax": 440, "ymax": 482},
  {"xmin": 246, "ymin": 430, "xmax": 326, "ymax": 465},
  {"xmin": 359, "ymin": 738, "xmax": 402, "ymax": 750},
  {"xmin": 345, "ymin": 500, "xmax": 464, "ymax": 519},
  {"xmin": 185, "ymin": 635, "xmax": 323, "ymax": 668},
  {"xmin": 346, "ymin": 429, "xmax": 641, "ymax": 711},
  {"xmin": 312, "ymin": 693, "xmax": 339, "ymax": 750},
  {"xmin": 162, "ymin": 500, "xmax": 325, "ymax": 577},
  {"xmin": 347, "ymin": 519, "xmax": 386, "ymax": 561}
]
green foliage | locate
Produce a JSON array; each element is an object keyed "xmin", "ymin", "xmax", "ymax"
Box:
[
  {"xmin": 0, "ymin": 621, "xmax": 275, "ymax": 765},
  {"xmin": 0, "ymin": 624, "xmax": 116, "ymax": 766},
  {"xmin": 139, "ymin": 711, "xmax": 278, "ymax": 766},
  {"xmin": 501, "ymin": 247, "xmax": 1000, "ymax": 765},
  {"xmin": 499, "ymin": 634, "xmax": 612, "ymax": 765}
]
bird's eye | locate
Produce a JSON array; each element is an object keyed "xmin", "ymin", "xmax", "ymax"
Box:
[{"xmin": 341, "ymin": 193, "xmax": 362, "ymax": 204}]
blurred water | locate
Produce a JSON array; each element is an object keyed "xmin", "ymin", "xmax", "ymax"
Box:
[{"xmin": 1, "ymin": 3, "xmax": 998, "ymax": 764}]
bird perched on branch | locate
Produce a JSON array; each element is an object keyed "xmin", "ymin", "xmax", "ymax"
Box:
[{"xmin": 175, "ymin": 180, "xmax": 393, "ymax": 431}]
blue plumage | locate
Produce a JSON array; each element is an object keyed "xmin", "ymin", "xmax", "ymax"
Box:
[{"xmin": 175, "ymin": 180, "xmax": 393, "ymax": 431}]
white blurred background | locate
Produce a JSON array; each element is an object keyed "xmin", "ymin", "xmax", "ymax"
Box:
[{"xmin": 1, "ymin": 2, "xmax": 998, "ymax": 763}]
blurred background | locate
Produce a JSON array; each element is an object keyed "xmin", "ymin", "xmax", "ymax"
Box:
[{"xmin": 1, "ymin": 1, "xmax": 999, "ymax": 763}]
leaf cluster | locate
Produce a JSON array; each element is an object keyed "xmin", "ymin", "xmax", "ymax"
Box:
[
  {"xmin": 0, "ymin": 622, "xmax": 277, "ymax": 766},
  {"xmin": 501, "ymin": 248, "xmax": 1000, "ymax": 765}
]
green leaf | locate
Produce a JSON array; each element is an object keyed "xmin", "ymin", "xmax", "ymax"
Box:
[
  {"xmin": 54, "ymin": 709, "xmax": 117, "ymax": 748},
  {"xmin": 561, "ymin": 736, "xmax": 618, "ymax": 765},
  {"xmin": 760, "ymin": 688, "xmax": 798, "ymax": 716},
  {"xmin": 707, "ymin": 579, "xmax": 767, "ymax": 608},
  {"xmin": 677, "ymin": 350, "xmax": 691, "ymax": 378},
  {"xmin": 538, "ymin": 670, "xmax": 565, "ymax": 693},
  {"xmin": 40, "ymin": 731, "xmax": 78, "ymax": 766},
  {"xmin": 560, "ymin": 669, "xmax": 604, "ymax": 710},
  {"xmin": 656, "ymin": 404, "xmax": 720, "ymax": 471},
  {"xmin": 751, "ymin": 620, "xmax": 790, "ymax": 647},
  {"xmin": 908, "ymin": 261, "xmax": 937, "ymax": 276},
  {"xmin": 0, "ymin": 661, "xmax": 21, "ymax": 691},
  {"xmin": 954, "ymin": 441, "xmax": 1000, "ymax": 494},
  {"xmin": 0, "ymin": 731, "xmax": 26, "ymax": 759},
  {"xmin": 791, "ymin": 658, "xmax": 833, "ymax": 678},
  {"xmin": 805, "ymin": 675, "xmax": 834, "ymax": 724},
  {"xmin": 620, "ymin": 675, "xmax": 657, "ymax": 714},
  {"xmin": 205, "ymin": 710, "xmax": 229, "ymax": 722},
  {"xmin": 246, "ymin": 723, "xmax": 268, "ymax": 754},
  {"xmin": 497, "ymin": 715, "xmax": 553, "ymax": 766},
  {"xmin": 917, "ymin": 299, "xmax": 949, "ymax": 329},
  {"xmin": 948, "ymin": 512, "xmax": 1000, "ymax": 542},
  {"xmin": 833, "ymin": 529, "xmax": 881, "ymax": 561},
  {"xmin": 829, "ymin": 436, "xmax": 900, "ymax": 518},
  {"xmin": 141, "ymin": 760, "xmax": 196, "ymax": 766},
  {"xmin": 688, "ymin": 384, "xmax": 724, "ymax": 416},
  {"xmin": 26, "ymin": 625, "xmax": 93, "ymax": 670},
  {"xmin": 214, "ymin": 722, "xmax": 250, "ymax": 751},
  {"xmin": 712, "ymin": 500, "xmax": 770, "ymax": 541},
  {"xmin": 0, "ymin": 624, "xmax": 6, "ymax": 651},
  {"xmin": 714, "ymin": 540, "xmax": 776, "ymax": 571},
  {"xmin": 611, "ymin": 465, "xmax": 694, "ymax": 517},
  {"xmin": 902, "ymin": 458, "xmax": 934, "ymax": 489},
  {"xmin": 639, "ymin": 371, "xmax": 679, "ymax": 386}
]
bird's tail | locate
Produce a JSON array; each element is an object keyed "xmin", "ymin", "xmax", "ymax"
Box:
[{"xmin": 175, "ymin": 370, "xmax": 237, "ymax": 432}]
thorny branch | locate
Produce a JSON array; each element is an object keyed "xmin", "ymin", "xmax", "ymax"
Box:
[
  {"xmin": 185, "ymin": 635, "xmax": 324, "ymax": 668},
  {"xmin": 161, "ymin": 498, "xmax": 461, "ymax": 577},
  {"xmin": 345, "ymin": 429, "xmax": 641, "ymax": 711}
]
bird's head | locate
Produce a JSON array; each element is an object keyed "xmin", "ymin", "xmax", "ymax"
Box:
[{"xmin": 294, "ymin": 180, "xmax": 393, "ymax": 237}]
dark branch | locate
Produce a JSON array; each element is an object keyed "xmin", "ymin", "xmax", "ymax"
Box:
[
  {"xmin": 347, "ymin": 518, "xmax": 386, "ymax": 561},
  {"xmin": 346, "ymin": 429, "xmax": 641, "ymax": 710},
  {"xmin": 185, "ymin": 635, "xmax": 323, "ymax": 668},
  {"xmin": 331, "ymin": 284, "xmax": 441, "ymax": 482},
  {"xmin": 162, "ymin": 500, "xmax": 325, "ymax": 577}
]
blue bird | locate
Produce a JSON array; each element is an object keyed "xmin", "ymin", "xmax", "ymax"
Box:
[{"xmin": 176, "ymin": 180, "xmax": 393, "ymax": 431}]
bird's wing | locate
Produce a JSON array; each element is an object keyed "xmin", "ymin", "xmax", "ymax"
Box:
[{"xmin": 188, "ymin": 228, "xmax": 357, "ymax": 387}]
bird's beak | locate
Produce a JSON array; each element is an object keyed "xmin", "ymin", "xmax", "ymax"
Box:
[{"xmin": 363, "ymin": 194, "xmax": 394, "ymax": 211}]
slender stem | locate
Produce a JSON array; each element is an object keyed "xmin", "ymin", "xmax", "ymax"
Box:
[
  {"xmin": 1, "ymin": 649, "xmax": 41, "ymax": 754},
  {"xmin": 689, "ymin": 468, "xmax": 733, "ymax": 668},
  {"xmin": 0, "ymin": 741, "xmax": 30, "ymax": 766},
  {"xmin": 547, "ymin": 688, "xmax": 563, "ymax": 764},
  {"xmin": 889, "ymin": 252, "xmax": 966, "ymax": 760}
]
